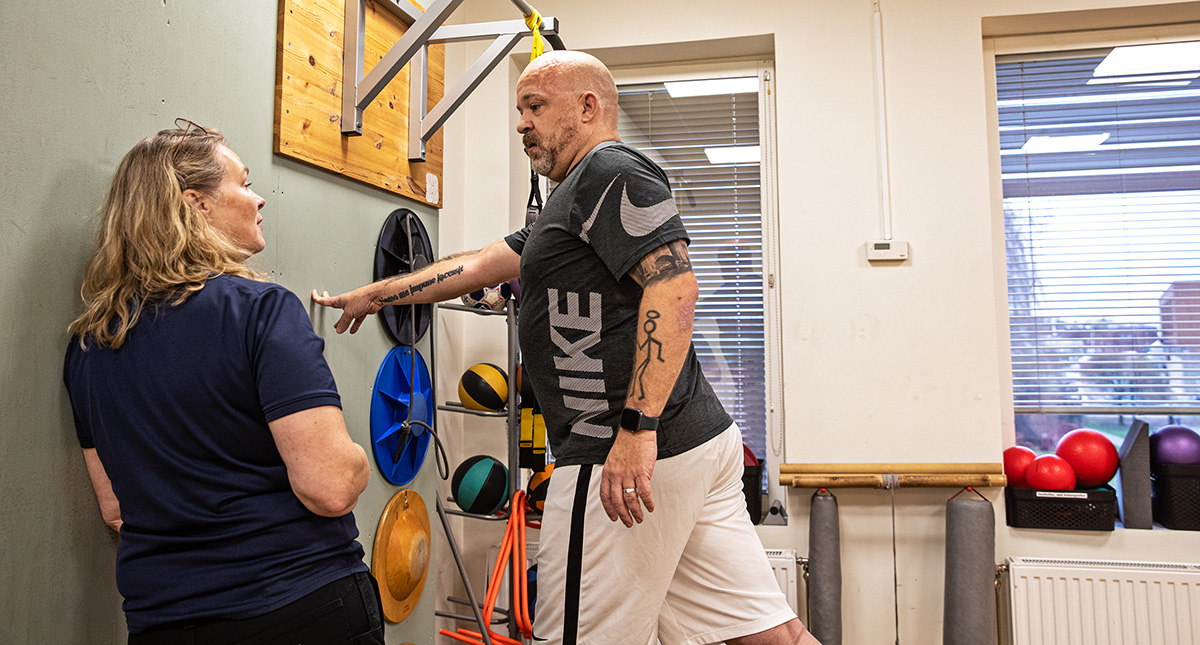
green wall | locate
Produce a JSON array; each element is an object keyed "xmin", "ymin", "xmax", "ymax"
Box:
[{"xmin": 0, "ymin": 1, "xmax": 440, "ymax": 642}]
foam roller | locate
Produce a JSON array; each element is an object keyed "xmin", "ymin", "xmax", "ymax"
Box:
[
  {"xmin": 943, "ymin": 497, "xmax": 996, "ymax": 645},
  {"xmin": 808, "ymin": 490, "xmax": 842, "ymax": 645}
]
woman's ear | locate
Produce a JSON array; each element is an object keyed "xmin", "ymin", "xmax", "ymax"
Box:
[{"xmin": 183, "ymin": 188, "xmax": 208, "ymax": 213}]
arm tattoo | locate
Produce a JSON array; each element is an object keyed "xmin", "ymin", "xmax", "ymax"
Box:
[
  {"xmin": 631, "ymin": 240, "xmax": 692, "ymax": 288},
  {"xmin": 376, "ymin": 262, "xmax": 467, "ymax": 305},
  {"xmin": 632, "ymin": 310, "xmax": 666, "ymax": 400}
]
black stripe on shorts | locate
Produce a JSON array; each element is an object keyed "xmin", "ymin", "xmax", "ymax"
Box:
[{"xmin": 563, "ymin": 464, "xmax": 592, "ymax": 645}]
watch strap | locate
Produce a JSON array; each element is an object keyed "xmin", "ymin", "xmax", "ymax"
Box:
[{"xmin": 621, "ymin": 407, "xmax": 659, "ymax": 432}]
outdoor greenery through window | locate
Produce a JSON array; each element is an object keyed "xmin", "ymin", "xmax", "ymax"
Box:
[
  {"xmin": 997, "ymin": 40, "xmax": 1200, "ymax": 452},
  {"xmin": 616, "ymin": 76, "xmax": 770, "ymax": 462}
]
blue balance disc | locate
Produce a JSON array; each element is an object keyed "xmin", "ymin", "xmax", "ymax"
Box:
[{"xmin": 371, "ymin": 346, "xmax": 434, "ymax": 485}]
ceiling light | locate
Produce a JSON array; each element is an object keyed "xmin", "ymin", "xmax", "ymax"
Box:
[
  {"xmin": 704, "ymin": 145, "xmax": 761, "ymax": 164},
  {"xmin": 1087, "ymin": 72, "xmax": 1200, "ymax": 85},
  {"xmin": 1093, "ymin": 42, "xmax": 1200, "ymax": 77},
  {"xmin": 1021, "ymin": 134, "xmax": 1110, "ymax": 153},
  {"xmin": 1126, "ymin": 81, "xmax": 1197, "ymax": 88},
  {"xmin": 664, "ymin": 77, "xmax": 758, "ymax": 98}
]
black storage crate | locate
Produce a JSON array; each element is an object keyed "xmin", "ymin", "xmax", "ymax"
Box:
[
  {"xmin": 1005, "ymin": 486, "xmax": 1116, "ymax": 531},
  {"xmin": 1152, "ymin": 463, "xmax": 1200, "ymax": 531}
]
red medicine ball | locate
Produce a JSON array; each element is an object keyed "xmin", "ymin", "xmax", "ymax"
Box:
[{"xmin": 1055, "ymin": 429, "xmax": 1119, "ymax": 489}]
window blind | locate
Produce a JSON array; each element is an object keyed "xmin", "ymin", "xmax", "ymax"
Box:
[
  {"xmin": 997, "ymin": 44, "xmax": 1200, "ymax": 414},
  {"xmin": 616, "ymin": 80, "xmax": 769, "ymax": 458}
]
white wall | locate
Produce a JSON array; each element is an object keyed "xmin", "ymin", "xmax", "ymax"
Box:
[{"xmin": 433, "ymin": 1, "xmax": 1200, "ymax": 643}]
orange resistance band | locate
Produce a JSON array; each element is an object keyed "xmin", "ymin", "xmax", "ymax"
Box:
[{"xmin": 439, "ymin": 490, "xmax": 532, "ymax": 644}]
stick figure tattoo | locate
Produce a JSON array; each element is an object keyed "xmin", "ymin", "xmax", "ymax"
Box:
[{"xmin": 633, "ymin": 310, "xmax": 664, "ymax": 399}]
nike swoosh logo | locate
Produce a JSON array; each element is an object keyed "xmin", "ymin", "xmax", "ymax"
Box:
[
  {"xmin": 620, "ymin": 184, "xmax": 677, "ymax": 237},
  {"xmin": 580, "ymin": 174, "xmax": 620, "ymax": 243}
]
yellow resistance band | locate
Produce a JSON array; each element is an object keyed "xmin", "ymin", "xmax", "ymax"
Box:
[{"xmin": 525, "ymin": 8, "xmax": 544, "ymax": 60}]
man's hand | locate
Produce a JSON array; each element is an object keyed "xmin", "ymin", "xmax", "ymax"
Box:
[
  {"xmin": 312, "ymin": 285, "xmax": 381, "ymax": 335},
  {"xmin": 600, "ymin": 430, "xmax": 657, "ymax": 527}
]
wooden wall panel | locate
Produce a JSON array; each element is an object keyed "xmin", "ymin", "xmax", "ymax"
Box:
[{"xmin": 275, "ymin": 0, "xmax": 445, "ymax": 207}]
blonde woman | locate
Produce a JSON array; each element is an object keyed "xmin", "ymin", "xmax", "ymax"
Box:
[{"xmin": 64, "ymin": 122, "xmax": 382, "ymax": 644}]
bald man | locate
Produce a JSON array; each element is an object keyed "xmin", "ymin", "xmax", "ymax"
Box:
[{"xmin": 314, "ymin": 51, "xmax": 819, "ymax": 645}]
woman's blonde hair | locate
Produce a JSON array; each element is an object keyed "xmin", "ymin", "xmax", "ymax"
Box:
[{"xmin": 69, "ymin": 125, "xmax": 261, "ymax": 349}]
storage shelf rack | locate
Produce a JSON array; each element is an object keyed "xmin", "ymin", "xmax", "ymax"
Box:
[{"xmin": 433, "ymin": 300, "xmax": 523, "ymax": 643}]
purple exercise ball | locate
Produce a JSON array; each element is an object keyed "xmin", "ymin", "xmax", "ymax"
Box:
[{"xmin": 1150, "ymin": 425, "xmax": 1200, "ymax": 466}]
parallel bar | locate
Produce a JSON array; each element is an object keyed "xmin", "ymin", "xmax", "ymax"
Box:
[
  {"xmin": 419, "ymin": 32, "xmax": 523, "ymax": 148},
  {"xmin": 379, "ymin": 0, "xmax": 420, "ymax": 24},
  {"xmin": 508, "ymin": 0, "xmax": 534, "ymax": 16},
  {"xmin": 782, "ymin": 474, "xmax": 1007, "ymax": 489},
  {"xmin": 429, "ymin": 16, "xmax": 558, "ymax": 44},
  {"xmin": 409, "ymin": 44, "xmax": 428, "ymax": 160},
  {"xmin": 356, "ymin": 0, "xmax": 464, "ymax": 114},
  {"xmin": 780, "ymin": 462, "xmax": 1003, "ymax": 475},
  {"xmin": 341, "ymin": 0, "xmax": 367, "ymax": 134},
  {"xmin": 342, "ymin": 0, "xmax": 566, "ymax": 154},
  {"xmin": 899, "ymin": 474, "xmax": 1006, "ymax": 487},
  {"xmin": 787, "ymin": 474, "xmax": 884, "ymax": 488}
]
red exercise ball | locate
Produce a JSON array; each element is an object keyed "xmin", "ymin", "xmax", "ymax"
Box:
[
  {"xmin": 1003, "ymin": 446, "xmax": 1037, "ymax": 488},
  {"xmin": 1055, "ymin": 428, "xmax": 1119, "ymax": 488},
  {"xmin": 1025, "ymin": 454, "xmax": 1076, "ymax": 491}
]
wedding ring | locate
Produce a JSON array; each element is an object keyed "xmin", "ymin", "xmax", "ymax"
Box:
[{"xmin": 623, "ymin": 488, "xmax": 637, "ymax": 494}]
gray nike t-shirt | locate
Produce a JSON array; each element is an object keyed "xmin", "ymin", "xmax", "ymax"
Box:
[{"xmin": 505, "ymin": 141, "xmax": 731, "ymax": 466}]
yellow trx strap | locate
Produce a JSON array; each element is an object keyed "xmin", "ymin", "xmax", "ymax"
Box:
[{"xmin": 525, "ymin": 8, "xmax": 544, "ymax": 61}]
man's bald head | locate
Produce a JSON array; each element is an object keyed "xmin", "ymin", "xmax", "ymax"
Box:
[
  {"xmin": 519, "ymin": 51, "xmax": 619, "ymax": 128},
  {"xmin": 515, "ymin": 50, "xmax": 622, "ymax": 181}
]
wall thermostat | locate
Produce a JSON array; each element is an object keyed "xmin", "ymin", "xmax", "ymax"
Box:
[{"xmin": 867, "ymin": 239, "xmax": 909, "ymax": 261}]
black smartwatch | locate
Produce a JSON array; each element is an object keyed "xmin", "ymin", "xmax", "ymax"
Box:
[{"xmin": 620, "ymin": 407, "xmax": 659, "ymax": 432}]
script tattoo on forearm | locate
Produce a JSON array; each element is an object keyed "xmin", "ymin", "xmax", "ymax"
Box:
[
  {"xmin": 632, "ymin": 310, "xmax": 665, "ymax": 400},
  {"xmin": 632, "ymin": 240, "xmax": 692, "ymax": 288},
  {"xmin": 376, "ymin": 264, "xmax": 465, "ymax": 304}
]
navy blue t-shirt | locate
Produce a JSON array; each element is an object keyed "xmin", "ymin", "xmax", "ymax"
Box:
[{"xmin": 63, "ymin": 275, "xmax": 367, "ymax": 633}]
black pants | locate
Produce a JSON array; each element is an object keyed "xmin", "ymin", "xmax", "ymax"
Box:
[{"xmin": 128, "ymin": 572, "xmax": 385, "ymax": 645}]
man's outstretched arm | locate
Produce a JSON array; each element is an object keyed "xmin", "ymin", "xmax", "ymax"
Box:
[{"xmin": 312, "ymin": 238, "xmax": 520, "ymax": 334}]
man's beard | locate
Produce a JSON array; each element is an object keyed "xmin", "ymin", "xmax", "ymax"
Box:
[
  {"xmin": 524, "ymin": 121, "xmax": 578, "ymax": 177},
  {"xmin": 529, "ymin": 145, "xmax": 555, "ymax": 177}
]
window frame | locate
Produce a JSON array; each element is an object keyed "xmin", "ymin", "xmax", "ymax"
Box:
[
  {"xmin": 985, "ymin": 24, "xmax": 1200, "ymax": 440},
  {"xmin": 609, "ymin": 59, "xmax": 788, "ymax": 519}
]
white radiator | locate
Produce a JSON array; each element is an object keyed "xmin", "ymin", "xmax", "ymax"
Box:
[
  {"xmin": 1000, "ymin": 556, "xmax": 1200, "ymax": 645},
  {"xmin": 765, "ymin": 548, "xmax": 799, "ymax": 613}
]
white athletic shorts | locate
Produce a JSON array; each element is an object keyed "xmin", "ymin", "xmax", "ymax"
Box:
[{"xmin": 532, "ymin": 423, "xmax": 799, "ymax": 645}]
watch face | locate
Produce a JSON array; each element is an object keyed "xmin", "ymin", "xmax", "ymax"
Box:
[{"xmin": 621, "ymin": 408, "xmax": 658, "ymax": 431}]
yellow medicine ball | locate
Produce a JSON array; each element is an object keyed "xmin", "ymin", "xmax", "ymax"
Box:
[{"xmin": 458, "ymin": 363, "xmax": 509, "ymax": 411}]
